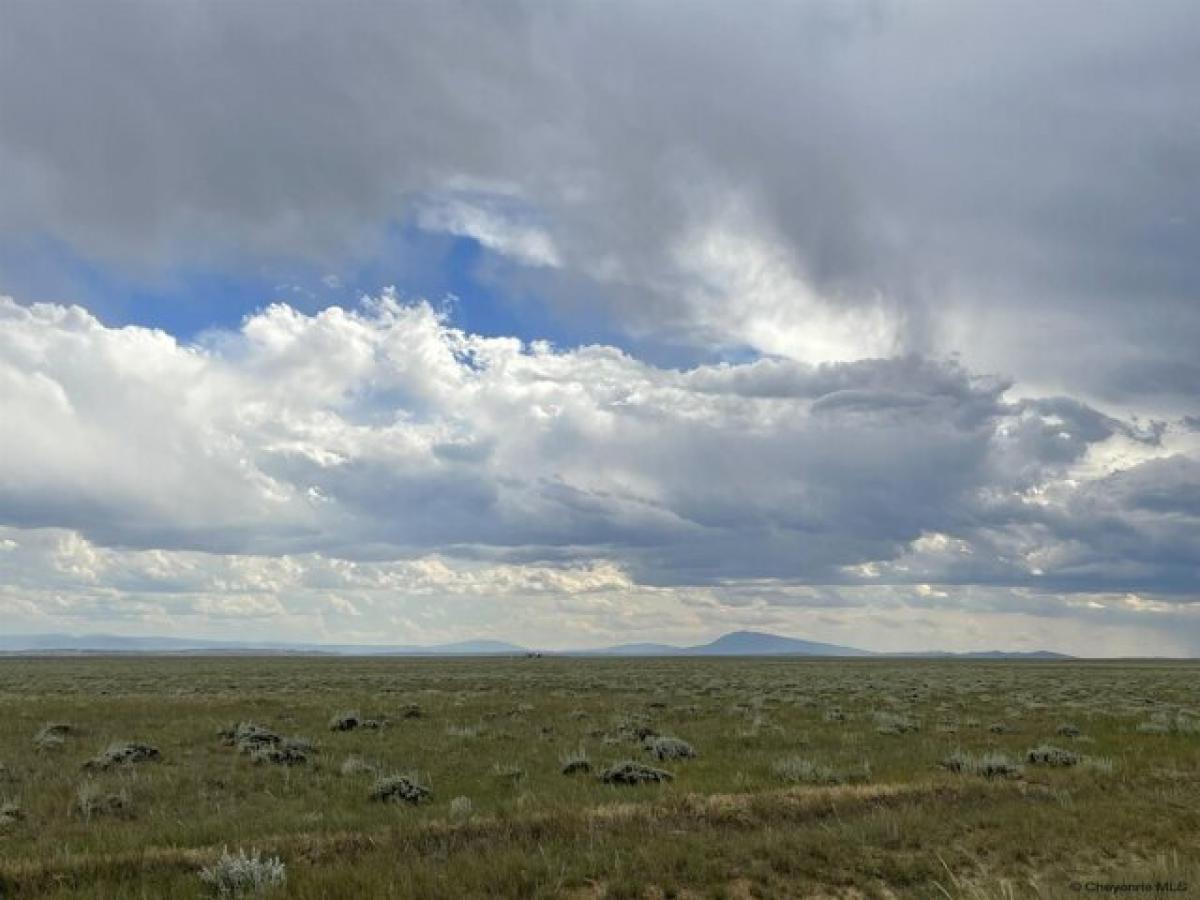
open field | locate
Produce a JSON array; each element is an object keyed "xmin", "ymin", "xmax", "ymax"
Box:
[{"xmin": 0, "ymin": 656, "xmax": 1197, "ymax": 898}]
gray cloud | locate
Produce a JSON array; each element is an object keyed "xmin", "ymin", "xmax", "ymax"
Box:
[
  {"xmin": 2, "ymin": 294, "xmax": 1194, "ymax": 599},
  {"xmin": 2, "ymin": 1, "xmax": 1199, "ymax": 405}
]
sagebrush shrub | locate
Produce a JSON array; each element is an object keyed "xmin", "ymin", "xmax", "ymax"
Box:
[
  {"xmin": 612, "ymin": 714, "xmax": 657, "ymax": 742},
  {"xmin": 250, "ymin": 738, "xmax": 311, "ymax": 767},
  {"xmin": 32, "ymin": 723, "xmax": 72, "ymax": 752},
  {"xmin": 220, "ymin": 722, "xmax": 310, "ymax": 765},
  {"xmin": 220, "ymin": 722, "xmax": 280, "ymax": 750},
  {"xmin": 83, "ymin": 742, "xmax": 160, "ymax": 771},
  {"xmin": 199, "ymin": 847, "xmax": 286, "ymax": 896},
  {"xmin": 598, "ymin": 760, "xmax": 673, "ymax": 785},
  {"xmin": 643, "ymin": 736, "xmax": 696, "ymax": 761},
  {"xmin": 772, "ymin": 756, "xmax": 838, "ymax": 785},
  {"xmin": 328, "ymin": 710, "xmax": 361, "ymax": 732},
  {"xmin": 1026, "ymin": 745, "xmax": 1080, "ymax": 766},
  {"xmin": 369, "ymin": 773, "xmax": 431, "ymax": 804},
  {"xmin": 940, "ymin": 750, "xmax": 1023, "ymax": 779}
]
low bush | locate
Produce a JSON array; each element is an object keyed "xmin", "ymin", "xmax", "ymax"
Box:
[
  {"xmin": 1026, "ymin": 745, "xmax": 1080, "ymax": 766},
  {"xmin": 598, "ymin": 760, "xmax": 673, "ymax": 785},
  {"xmin": 83, "ymin": 742, "xmax": 160, "ymax": 771},
  {"xmin": 32, "ymin": 723, "xmax": 73, "ymax": 752},
  {"xmin": 220, "ymin": 722, "xmax": 280, "ymax": 751},
  {"xmin": 250, "ymin": 738, "xmax": 312, "ymax": 767},
  {"xmin": 369, "ymin": 773, "xmax": 432, "ymax": 805},
  {"xmin": 940, "ymin": 750, "xmax": 1023, "ymax": 779},
  {"xmin": 328, "ymin": 710, "xmax": 361, "ymax": 732},
  {"xmin": 643, "ymin": 735, "xmax": 696, "ymax": 761},
  {"xmin": 199, "ymin": 847, "xmax": 286, "ymax": 896},
  {"xmin": 771, "ymin": 755, "xmax": 868, "ymax": 785}
]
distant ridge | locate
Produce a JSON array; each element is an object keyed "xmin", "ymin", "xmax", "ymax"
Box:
[
  {"xmin": 586, "ymin": 630, "xmax": 871, "ymax": 657},
  {"xmin": 0, "ymin": 631, "xmax": 1072, "ymax": 658}
]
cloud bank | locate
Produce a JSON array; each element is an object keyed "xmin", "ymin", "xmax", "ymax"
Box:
[{"xmin": 2, "ymin": 294, "xmax": 1196, "ymax": 651}]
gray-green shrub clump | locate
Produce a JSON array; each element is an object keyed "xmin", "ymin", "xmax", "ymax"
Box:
[
  {"xmin": 199, "ymin": 847, "xmax": 286, "ymax": 896},
  {"xmin": 32, "ymin": 723, "xmax": 73, "ymax": 752},
  {"xmin": 643, "ymin": 735, "xmax": 696, "ymax": 761},
  {"xmin": 220, "ymin": 721, "xmax": 280, "ymax": 750},
  {"xmin": 1026, "ymin": 745, "xmax": 1080, "ymax": 766},
  {"xmin": 940, "ymin": 751, "xmax": 1024, "ymax": 779},
  {"xmin": 328, "ymin": 711, "xmax": 386, "ymax": 732},
  {"xmin": 328, "ymin": 710, "xmax": 362, "ymax": 732},
  {"xmin": 599, "ymin": 760, "xmax": 673, "ymax": 785},
  {"xmin": 250, "ymin": 738, "xmax": 312, "ymax": 767},
  {"xmin": 369, "ymin": 773, "xmax": 431, "ymax": 804},
  {"xmin": 83, "ymin": 742, "xmax": 160, "ymax": 771},
  {"xmin": 772, "ymin": 756, "xmax": 868, "ymax": 785},
  {"xmin": 220, "ymin": 722, "xmax": 312, "ymax": 766}
]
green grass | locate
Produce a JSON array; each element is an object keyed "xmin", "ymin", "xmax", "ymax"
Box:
[{"xmin": 0, "ymin": 656, "xmax": 1197, "ymax": 897}]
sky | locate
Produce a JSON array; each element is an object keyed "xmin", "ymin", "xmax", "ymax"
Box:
[{"xmin": 1, "ymin": 0, "xmax": 1199, "ymax": 655}]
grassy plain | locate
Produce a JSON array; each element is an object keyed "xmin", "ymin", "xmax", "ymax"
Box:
[{"xmin": 0, "ymin": 656, "xmax": 1197, "ymax": 898}]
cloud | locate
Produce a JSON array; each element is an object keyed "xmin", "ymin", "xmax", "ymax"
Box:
[
  {"xmin": 2, "ymin": 1, "xmax": 1198, "ymax": 407},
  {"xmin": 416, "ymin": 197, "xmax": 561, "ymax": 268},
  {"xmin": 2, "ymin": 293, "xmax": 1195, "ymax": 608},
  {"xmin": 3, "ymin": 524, "xmax": 1198, "ymax": 655}
]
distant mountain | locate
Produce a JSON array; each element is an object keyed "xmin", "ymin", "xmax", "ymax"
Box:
[
  {"xmin": 0, "ymin": 631, "xmax": 1071, "ymax": 658},
  {"xmin": 582, "ymin": 630, "xmax": 870, "ymax": 656},
  {"xmin": 686, "ymin": 630, "xmax": 872, "ymax": 656}
]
